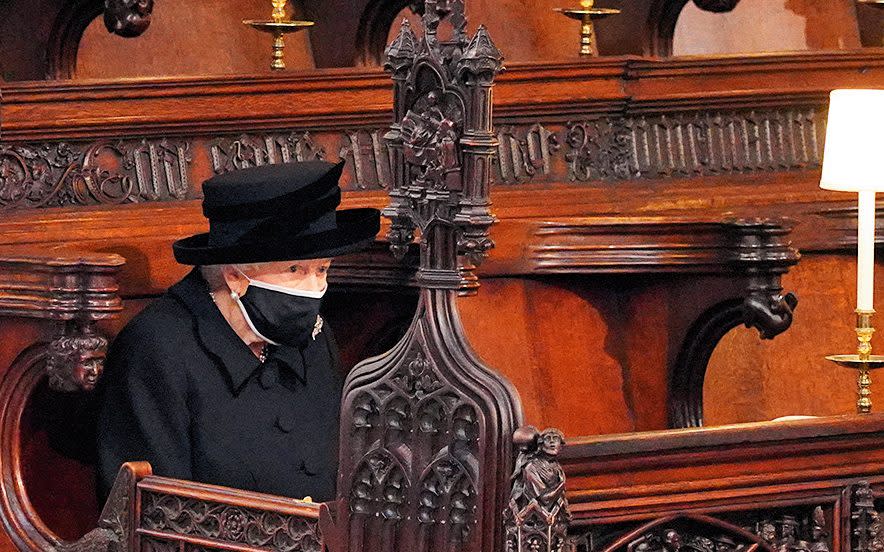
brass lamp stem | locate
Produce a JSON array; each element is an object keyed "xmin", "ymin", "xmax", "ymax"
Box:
[
  {"xmin": 580, "ymin": 15, "xmax": 598, "ymax": 56},
  {"xmin": 857, "ymin": 309, "xmax": 875, "ymax": 413}
]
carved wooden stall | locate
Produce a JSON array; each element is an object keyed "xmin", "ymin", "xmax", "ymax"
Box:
[
  {"xmin": 1, "ymin": 0, "xmax": 884, "ymax": 550},
  {"xmin": 559, "ymin": 415, "xmax": 884, "ymax": 552}
]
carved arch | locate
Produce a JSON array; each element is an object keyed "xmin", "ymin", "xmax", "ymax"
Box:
[
  {"xmin": 356, "ymin": 0, "xmax": 417, "ymax": 66},
  {"xmin": 46, "ymin": 0, "xmax": 154, "ymax": 79},
  {"xmin": 669, "ymin": 290, "xmax": 797, "ymax": 428},
  {"xmin": 646, "ymin": 0, "xmax": 741, "ymax": 56},
  {"xmin": 601, "ymin": 513, "xmax": 774, "ymax": 552},
  {"xmin": 46, "ymin": 0, "xmax": 105, "ymax": 79},
  {"xmin": 0, "ymin": 343, "xmax": 60, "ymax": 551}
]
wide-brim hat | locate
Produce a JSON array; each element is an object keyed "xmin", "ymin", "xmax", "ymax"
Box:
[{"xmin": 173, "ymin": 160, "xmax": 380, "ymax": 265}]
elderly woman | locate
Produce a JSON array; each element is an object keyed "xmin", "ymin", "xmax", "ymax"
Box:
[{"xmin": 96, "ymin": 160, "xmax": 379, "ymax": 502}]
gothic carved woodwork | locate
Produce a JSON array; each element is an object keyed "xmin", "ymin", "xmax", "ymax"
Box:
[
  {"xmin": 210, "ymin": 132, "xmax": 326, "ymax": 175},
  {"xmin": 571, "ymin": 497, "xmax": 832, "ymax": 552},
  {"xmin": 57, "ymin": 462, "xmax": 146, "ymax": 552},
  {"xmin": 505, "ymin": 426, "xmax": 571, "ymax": 552},
  {"xmin": 0, "ymin": 251, "xmax": 123, "ymax": 552},
  {"xmin": 851, "ymin": 482, "xmax": 884, "ymax": 552},
  {"xmin": 103, "ymin": 0, "xmax": 153, "ymax": 38},
  {"xmin": 331, "ymin": 3, "xmax": 522, "ymax": 552},
  {"xmin": 0, "ymin": 106, "xmax": 823, "ymax": 214},
  {"xmin": 139, "ymin": 491, "xmax": 321, "ymax": 551},
  {"xmin": 0, "ymin": 140, "xmax": 193, "ymax": 209}
]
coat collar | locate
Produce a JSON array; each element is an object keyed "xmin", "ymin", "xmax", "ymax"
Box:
[{"xmin": 168, "ymin": 268, "xmax": 306, "ymax": 394}]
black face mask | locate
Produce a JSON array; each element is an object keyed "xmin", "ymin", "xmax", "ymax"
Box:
[{"xmin": 232, "ymin": 274, "xmax": 325, "ymax": 348}]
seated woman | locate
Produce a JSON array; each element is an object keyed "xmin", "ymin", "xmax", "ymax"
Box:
[{"xmin": 96, "ymin": 160, "xmax": 380, "ymax": 503}]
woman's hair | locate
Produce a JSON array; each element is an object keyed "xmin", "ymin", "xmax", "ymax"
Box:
[{"xmin": 199, "ymin": 263, "xmax": 266, "ymax": 292}]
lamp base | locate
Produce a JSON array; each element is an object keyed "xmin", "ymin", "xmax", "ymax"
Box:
[{"xmin": 826, "ymin": 310, "xmax": 878, "ymax": 414}]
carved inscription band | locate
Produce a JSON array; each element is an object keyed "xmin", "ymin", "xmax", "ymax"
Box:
[{"xmin": 0, "ymin": 108, "xmax": 820, "ymax": 210}]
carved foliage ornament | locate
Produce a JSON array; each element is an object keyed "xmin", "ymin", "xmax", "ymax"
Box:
[
  {"xmin": 3, "ymin": 107, "xmax": 822, "ymax": 213},
  {"xmin": 140, "ymin": 491, "xmax": 321, "ymax": 552},
  {"xmin": 0, "ymin": 140, "xmax": 192, "ymax": 209}
]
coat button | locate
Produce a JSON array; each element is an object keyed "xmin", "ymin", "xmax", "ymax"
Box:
[
  {"xmin": 259, "ymin": 364, "xmax": 278, "ymax": 389},
  {"xmin": 275, "ymin": 414, "xmax": 295, "ymax": 433}
]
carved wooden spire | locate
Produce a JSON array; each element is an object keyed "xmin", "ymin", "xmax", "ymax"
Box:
[{"xmin": 333, "ymin": 3, "xmax": 522, "ymax": 552}]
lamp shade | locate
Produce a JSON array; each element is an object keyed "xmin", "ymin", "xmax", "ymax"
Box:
[{"xmin": 819, "ymin": 89, "xmax": 884, "ymax": 192}]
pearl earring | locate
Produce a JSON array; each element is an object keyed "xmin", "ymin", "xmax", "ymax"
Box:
[{"xmin": 230, "ymin": 290, "xmax": 240, "ymax": 301}]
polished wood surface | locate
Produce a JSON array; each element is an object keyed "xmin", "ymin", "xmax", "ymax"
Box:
[{"xmin": 1, "ymin": 45, "xmax": 884, "ymax": 551}]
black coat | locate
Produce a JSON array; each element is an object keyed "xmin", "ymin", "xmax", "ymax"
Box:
[{"xmin": 96, "ymin": 268, "xmax": 342, "ymax": 503}]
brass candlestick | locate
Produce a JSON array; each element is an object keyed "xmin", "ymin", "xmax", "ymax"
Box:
[
  {"xmin": 554, "ymin": 0, "xmax": 621, "ymax": 57},
  {"xmin": 244, "ymin": 0, "xmax": 314, "ymax": 71},
  {"xmin": 826, "ymin": 310, "xmax": 884, "ymax": 413}
]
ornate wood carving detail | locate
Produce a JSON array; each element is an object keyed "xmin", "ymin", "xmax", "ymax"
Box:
[
  {"xmin": 103, "ymin": 0, "xmax": 153, "ymax": 38},
  {"xmin": 332, "ymin": 3, "xmax": 522, "ymax": 552},
  {"xmin": 140, "ymin": 491, "xmax": 321, "ymax": 552},
  {"xmin": 505, "ymin": 426, "xmax": 570, "ymax": 552},
  {"xmin": 0, "ymin": 107, "xmax": 823, "ymax": 213},
  {"xmin": 575, "ymin": 507, "xmax": 829, "ymax": 552},
  {"xmin": 339, "ymin": 130, "xmax": 393, "ymax": 190},
  {"xmin": 565, "ymin": 110, "xmax": 820, "ymax": 182},
  {"xmin": 496, "ymin": 124, "xmax": 561, "ymax": 184},
  {"xmin": 58, "ymin": 462, "xmax": 145, "ymax": 552},
  {"xmin": 851, "ymin": 482, "xmax": 884, "ymax": 552},
  {"xmin": 209, "ymin": 132, "xmax": 325, "ymax": 175},
  {"xmin": 0, "ymin": 139, "xmax": 192, "ymax": 209},
  {"xmin": 46, "ymin": 322, "xmax": 108, "ymax": 392}
]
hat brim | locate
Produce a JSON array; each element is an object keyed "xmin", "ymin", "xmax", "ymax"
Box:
[{"xmin": 172, "ymin": 208, "xmax": 381, "ymax": 265}]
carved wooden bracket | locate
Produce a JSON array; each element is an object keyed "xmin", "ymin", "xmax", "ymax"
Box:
[
  {"xmin": 103, "ymin": 0, "xmax": 153, "ymax": 38},
  {"xmin": 666, "ymin": 218, "xmax": 800, "ymax": 428},
  {"xmin": 504, "ymin": 426, "xmax": 571, "ymax": 552},
  {"xmin": 0, "ymin": 249, "xmax": 124, "ymax": 389}
]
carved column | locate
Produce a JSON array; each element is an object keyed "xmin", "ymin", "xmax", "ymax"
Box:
[{"xmin": 333, "ymin": 3, "xmax": 522, "ymax": 552}]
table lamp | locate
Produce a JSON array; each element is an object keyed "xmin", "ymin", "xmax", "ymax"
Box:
[{"xmin": 821, "ymin": 89, "xmax": 884, "ymax": 413}]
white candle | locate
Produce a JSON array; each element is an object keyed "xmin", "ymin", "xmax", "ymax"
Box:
[{"xmin": 857, "ymin": 190, "xmax": 876, "ymax": 311}]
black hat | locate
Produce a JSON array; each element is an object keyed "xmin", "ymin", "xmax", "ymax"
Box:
[{"xmin": 173, "ymin": 160, "xmax": 380, "ymax": 265}]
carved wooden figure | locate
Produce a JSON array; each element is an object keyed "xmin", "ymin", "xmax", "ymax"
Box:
[
  {"xmin": 330, "ymin": 2, "xmax": 523, "ymax": 552},
  {"xmin": 505, "ymin": 426, "xmax": 571, "ymax": 552}
]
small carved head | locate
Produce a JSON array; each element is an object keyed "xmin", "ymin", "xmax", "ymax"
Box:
[
  {"xmin": 539, "ymin": 428, "xmax": 565, "ymax": 457},
  {"xmin": 663, "ymin": 530, "xmax": 684, "ymax": 552},
  {"xmin": 47, "ymin": 332, "xmax": 108, "ymax": 392},
  {"xmin": 760, "ymin": 522, "xmax": 777, "ymax": 543},
  {"xmin": 104, "ymin": 0, "xmax": 154, "ymax": 38}
]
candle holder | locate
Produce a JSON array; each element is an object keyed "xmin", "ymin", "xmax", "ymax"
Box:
[
  {"xmin": 243, "ymin": 0, "xmax": 314, "ymax": 71},
  {"xmin": 554, "ymin": 0, "xmax": 621, "ymax": 57},
  {"xmin": 827, "ymin": 310, "xmax": 884, "ymax": 413}
]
